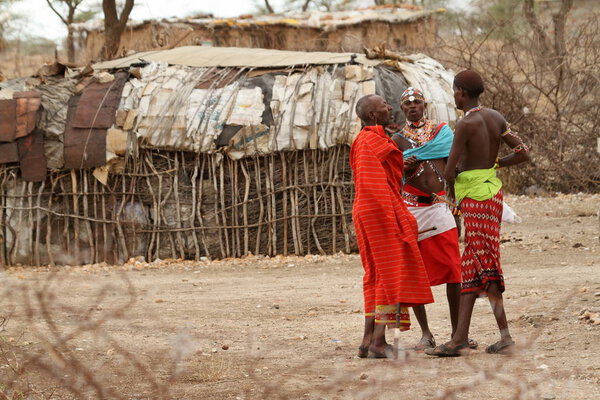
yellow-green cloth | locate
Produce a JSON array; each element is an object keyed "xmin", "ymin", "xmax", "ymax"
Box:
[{"xmin": 454, "ymin": 168, "xmax": 502, "ymax": 204}]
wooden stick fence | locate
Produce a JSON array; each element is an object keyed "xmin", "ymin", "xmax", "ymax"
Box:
[{"xmin": 0, "ymin": 146, "xmax": 356, "ymax": 267}]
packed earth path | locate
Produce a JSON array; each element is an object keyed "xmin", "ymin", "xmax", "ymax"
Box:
[{"xmin": 1, "ymin": 194, "xmax": 599, "ymax": 399}]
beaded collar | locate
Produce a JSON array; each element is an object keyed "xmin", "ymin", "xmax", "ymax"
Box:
[
  {"xmin": 401, "ymin": 118, "xmax": 436, "ymax": 145},
  {"xmin": 464, "ymin": 105, "xmax": 482, "ymax": 117}
]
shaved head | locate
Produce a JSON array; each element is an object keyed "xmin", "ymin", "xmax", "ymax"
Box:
[
  {"xmin": 355, "ymin": 94, "xmax": 392, "ymax": 126},
  {"xmin": 454, "ymin": 70, "xmax": 485, "ymax": 98},
  {"xmin": 355, "ymin": 94, "xmax": 378, "ymax": 122}
]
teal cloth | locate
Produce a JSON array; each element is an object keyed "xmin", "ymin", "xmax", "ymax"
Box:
[
  {"xmin": 454, "ymin": 168, "xmax": 502, "ymax": 204},
  {"xmin": 402, "ymin": 124, "xmax": 454, "ymax": 161}
]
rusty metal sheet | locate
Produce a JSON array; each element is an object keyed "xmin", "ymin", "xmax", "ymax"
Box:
[
  {"xmin": 0, "ymin": 99, "xmax": 16, "ymax": 142},
  {"xmin": 64, "ymin": 127, "xmax": 107, "ymax": 169},
  {"xmin": 17, "ymin": 129, "xmax": 47, "ymax": 182},
  {"xmin": 13, "ymin": 91, "xmax": 41, "ymax": 99},
  {"xmin": 0, "ymin": 142, "xmax": 19, "ymax": 163},
  {"xmin": 64, "ymin": 94, "xmax": 107, "ymax": 169},
  {"xmin": 14, "ymin": 92, "xmax": 41, "ymax": 139},
  {"xmin": 71, "ymin": 71, "xmax": 128, "ymax": 129}
]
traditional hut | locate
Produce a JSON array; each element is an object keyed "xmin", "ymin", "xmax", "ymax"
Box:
[
  {"xmin": 0, "ymin": 46, "xmax": 456, "ymax": 267},
  {"xmin": 76, "ymin": 5, "xmax": 443, "ymax": 61}
]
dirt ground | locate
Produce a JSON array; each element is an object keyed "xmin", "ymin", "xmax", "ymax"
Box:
[{"xmin": 1, "ymin": 194, "xmax": 599, "ymax": 399}]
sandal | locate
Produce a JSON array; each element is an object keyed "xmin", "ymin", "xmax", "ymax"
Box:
[
  {"xmin": 485, "ymin": 340, "xmax": 515, "ymax": 354},
  {"xmin": 425, "ymin": 342, "xmax": 468, "ymax": 357},
  {"xmin": 468, "ymin": 338, "xmax": 479, "ymax": 349},
  {"xmin": 357, "ymin": 346, "xmax": 369, "ymax": 358},
  {"xmin": 413, "ymin": 337, "xmax": 436, "ymax": 351},
  {"xmin": 368, "ymin": 344, "xmax": 394, "ymax": 359}
]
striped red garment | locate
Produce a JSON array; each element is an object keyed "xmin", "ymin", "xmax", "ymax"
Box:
[{"xmin": 350, "ymin": 125, "xmax": 434, "ymax": 325}]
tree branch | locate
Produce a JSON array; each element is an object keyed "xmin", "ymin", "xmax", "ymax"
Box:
[
  {"xmin": 523, "ymin": 0, "xmax": 552, "ymax": 57},
  {"xmin": 552, "ymin": 0, "xmax": 573, "ymax": 60},
  {"xmin": 45, "ymin": 0, "xmax": 69, "ymax": 25},
  {"xmin": 264, "ymin": 0, "xmax": 274, "ymax": 13},
  {"xmin": 118, "ymin": 0, "xmax": 135, "ymax": 28}
]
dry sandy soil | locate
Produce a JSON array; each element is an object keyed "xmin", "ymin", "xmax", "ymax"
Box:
[{"xmin": 1, "ymin": 194, "xmax": 599, "ymax": 400}]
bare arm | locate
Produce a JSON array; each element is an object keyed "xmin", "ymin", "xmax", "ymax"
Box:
[{"xmin": 497, "ymin": 124, "xmax": 531, "ymax": 168}]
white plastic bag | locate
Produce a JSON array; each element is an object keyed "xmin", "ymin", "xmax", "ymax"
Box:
[{"xmin": 502, "ymin": 201, "xmax": 522, "ymax": 224}]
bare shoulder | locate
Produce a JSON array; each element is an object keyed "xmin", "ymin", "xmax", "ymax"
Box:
[
  {"xmin": 456, "ymin": 113, "xmax": 482, "ymax": 135},
  {"xmin": 483, "ymin": 108, "xmax": 507, "ymax": 126}
]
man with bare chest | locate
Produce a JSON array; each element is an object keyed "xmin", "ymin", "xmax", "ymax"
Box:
[
  {"xmin": 427, "ymin": 70, "xmax": 530, "ymax": 357},
  {"xmin": 390, "ymin": 87, "xmax": 463, "ymax": 352}
]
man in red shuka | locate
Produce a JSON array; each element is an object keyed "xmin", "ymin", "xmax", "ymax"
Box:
[{"xmin": 351, "ymin": 94, "xmax": 434, "ymax": 359}]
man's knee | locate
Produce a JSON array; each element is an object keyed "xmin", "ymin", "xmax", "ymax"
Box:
[{"xmin": 487, "ymin": 281, "xmax": 503, "ymax": 298}]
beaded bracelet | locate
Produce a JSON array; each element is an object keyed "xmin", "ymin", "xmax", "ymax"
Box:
[{"xmin": 512, "ymin": 143, "xmax": 529, "ymax": 153}]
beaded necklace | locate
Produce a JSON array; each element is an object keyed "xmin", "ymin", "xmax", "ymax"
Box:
[
  {"xmin": 401, "ymin": 118, "xmax": 436, "ymax": 145},
  {"xmin": 396, "ymin": 121, "xmax": 445, "ymax": 184},
  {"xmin": 464, "ymin": 105, "xmax": 482, "ymax": 117}
]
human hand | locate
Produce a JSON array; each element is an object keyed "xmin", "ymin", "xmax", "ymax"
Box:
[
  {"xmin": 385, "ymin": 123, "xmax": 401, "ymax": 134},
  {"xmin": 404, "ymin": 156, "xmax": 419, "ymax": 171}
]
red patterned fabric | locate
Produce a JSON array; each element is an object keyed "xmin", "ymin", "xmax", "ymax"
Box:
[
  {"xmin": 350, "ymin": 125, "xmax": 434, "ymax": 327},
  {"xmin": 460, "ymin": 191, "xmax": 505, "ymax": 294}
]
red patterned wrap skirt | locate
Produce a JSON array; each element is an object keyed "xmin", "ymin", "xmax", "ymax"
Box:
[{"xmin": 460, "ymin": 191, "xmax": 505, "ymax": 295}]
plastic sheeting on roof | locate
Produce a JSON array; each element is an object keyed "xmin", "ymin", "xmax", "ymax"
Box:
[{"xmin": 108, "ymin": 52, "xmax": 456, "ymax": 160}]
